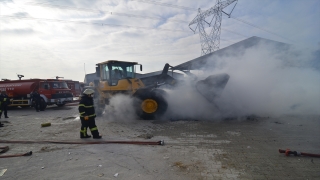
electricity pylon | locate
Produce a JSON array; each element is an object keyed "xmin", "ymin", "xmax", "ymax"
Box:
[{"xmin": 189, "ymin": 0, "xmax": 238, "ymax": 56}]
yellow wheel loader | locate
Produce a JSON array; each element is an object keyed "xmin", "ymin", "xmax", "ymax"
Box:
[{"xmin": 88, "ymin": 60, "xmax": 230, "ymax": 120}]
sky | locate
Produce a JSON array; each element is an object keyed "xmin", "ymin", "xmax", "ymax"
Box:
[{"xmin": 0, "ymin": 0, "xmax": 319, "ymax": 82}]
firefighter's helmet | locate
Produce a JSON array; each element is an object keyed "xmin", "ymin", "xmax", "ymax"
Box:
[{"xmin": 83, "ymin": 89, "xmax": 94, "ymax": 95}]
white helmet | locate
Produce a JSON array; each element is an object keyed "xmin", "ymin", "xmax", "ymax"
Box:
[{"xmin": 83, "ymin": 89, "xmax": 95, "ymax": 95}]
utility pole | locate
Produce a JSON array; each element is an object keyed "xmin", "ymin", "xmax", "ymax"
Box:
[{"xmin": 189, "ymin": 0, "xmax": 238, "ymax": 56}]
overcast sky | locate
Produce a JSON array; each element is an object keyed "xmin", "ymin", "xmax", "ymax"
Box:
[{"xmin": 0, "ymin": 0, "xmax": 319, "ymax": 82}]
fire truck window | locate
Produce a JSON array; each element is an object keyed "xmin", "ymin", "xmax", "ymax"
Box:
[
  {"xmin": 40, "ymin": 83, "xmax": 50, "ymax": 89},
  {"xmin": 52, "ymin": 83, "xmax": 59, "ymax": 88},
  {"xmin": 59, "ymin": 82, "xmax": 68, "ymax": 89}
]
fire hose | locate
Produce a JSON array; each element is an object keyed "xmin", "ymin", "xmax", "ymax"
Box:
[
  {"xmin": 0, "ymin": 140, "xmax": 164, "ymax": 158},
  {"xmin": 0, "ymin": 140, "xmax": 164, "ymax": 145},
  {"xmin": 279, "ymin": 149, "xmax": 320, "ymax": 158},
  {"xmin": 0, "ymin": 146, "xmax": 32, "ymax": 158}
]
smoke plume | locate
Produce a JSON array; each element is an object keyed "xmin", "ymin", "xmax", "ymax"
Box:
[
  {"xmin": 102, "ymin": 39, "xmax": 320, "ymax": 121},
  {"xmin": 162, "ymin": 41, "xmax": 320, "ymax": 120},
  {"xmin": 103, "ymin": 94, "xmax": 139, "ymax": 121}
]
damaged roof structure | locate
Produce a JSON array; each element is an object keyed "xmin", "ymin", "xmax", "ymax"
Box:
[{"xmin": 172, "ymin": 36, "xmax": 293, "ymax": 72}]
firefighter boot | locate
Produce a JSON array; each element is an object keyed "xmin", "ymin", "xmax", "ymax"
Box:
[
  {"xmin": 80, "ymin": 128, "xmax": 91, "ymax": 138},
  {"xmin": 91, "ymin": 128, "xmax": 102, "ymax": 139}
]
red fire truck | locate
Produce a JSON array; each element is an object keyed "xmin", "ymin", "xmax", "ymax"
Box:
[
  {"xmin": 0, "ymin": 79, "xmax": 73, "ymax": 109},
  {"xmin": 65, "ymin": 80, "xmax": 81, "ymax": 98}
]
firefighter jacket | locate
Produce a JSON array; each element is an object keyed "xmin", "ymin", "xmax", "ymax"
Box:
[
  {"xmin": 78, "ymin": 95, "xmax": 96, "ymax": 119},
  {"xmin": 0, "ymin": 95, "xmax": 2, "ymax": 110},
  {"xmin": 0, "ymin": 94, "xmax": 9, "ymax": 106}
]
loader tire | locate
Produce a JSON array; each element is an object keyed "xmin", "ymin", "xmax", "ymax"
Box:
[{"xmin": 134, "ymin": 89, "xmax": 168, "ymax": 120}]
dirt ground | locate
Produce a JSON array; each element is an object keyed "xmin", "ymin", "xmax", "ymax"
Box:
[{"xmin": 0, "ymin": 105, "xmax": 319, "ymax": 180}]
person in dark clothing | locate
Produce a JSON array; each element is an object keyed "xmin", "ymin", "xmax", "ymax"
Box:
[
  {"xmin": 39, "ymin": 98, "xmax": 45, "ymax": 111},
  {"xmin": 0, "ymin": 93, "xmax": 4, "ymax": 127},
  {"xmin": 31, "ymin": 90, "xmax": 41, "ymax": 112},
  {"xmin": 78, "ymin": 89, "xmax": 102, "ymax": 139},
  {"xmin": 0, "ymin": 91, "xmax": 9, "ymax": 119}
]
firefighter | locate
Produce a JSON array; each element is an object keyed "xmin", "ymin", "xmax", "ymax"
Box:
[
  {"xmin": 79, "ymin": 89, "xmax": 102, "ymax": 139},
  {"xmin": 0, "ymin": 92, "xmax": 4, "ymax": 127},
  {"xmin": 31, "ymin": 90, "xmax": 41, "ymax": 112},
  {"xmin": 0, "ymin": 91, "xmax": 9, "ymax": 118}
]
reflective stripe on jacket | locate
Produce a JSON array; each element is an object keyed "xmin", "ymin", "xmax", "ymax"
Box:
[{"xmin": 78, "ymin": 95, "xmax": 96, "ymax": 118}]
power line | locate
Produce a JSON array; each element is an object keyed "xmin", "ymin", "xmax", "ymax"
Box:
[
  {"xmin": 29, "ymin": 0, "xmax": 289, "ymax": 43},
  {"xmin": 229, "ymin": 16, "xmax": 295, "ymax": 42},
  {"xmin": 131, "ymin": 0, "xmax": 293, "ymax": 42},
  {"xmin": 222, "ymin": 27, "xmax": 248, "ymax": 38},
  {"xmin": 0, "ymin": 15, "xmax": 189, "ymax": 33},
  {"xmin": 129, "ymin": 0, "xmax": 197, "ymax": 11},
  {"xmin": 0, "ymin": 14, "xmax": 248, "ymax": 39},
  {"xmin": 22, "ymin": 2, "xmax": 248, "ymax": 38},
  {"xmin": 2, "ymin": 1, "xmax": 249, "ymax": 39},
  {"xmin": 25, "ymin": 2, "xmax": 189, "ymax": 24}
]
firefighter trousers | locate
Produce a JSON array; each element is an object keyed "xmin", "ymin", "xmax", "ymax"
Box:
[{"xmin": 80, "ymin": 117, "xmax": 100, "ymax": 138}]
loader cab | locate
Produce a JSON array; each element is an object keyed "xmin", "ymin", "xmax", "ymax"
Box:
[{"xmin": 97, "ymin": 60, "xmax": 142, "ymax": 86}]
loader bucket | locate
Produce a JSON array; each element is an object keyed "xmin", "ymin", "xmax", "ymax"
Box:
[{"xmin": 196, "ymin": 73, "xmax": 230, "ymax": 104}]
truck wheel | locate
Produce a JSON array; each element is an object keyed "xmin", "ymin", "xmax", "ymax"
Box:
[
  {"xmin": 134, "ymin": 89, "xmax": 168, "ymax": 120},
  {"xmin": 40, "ymin": 98, "xmax": 47, "ymax": 110}
]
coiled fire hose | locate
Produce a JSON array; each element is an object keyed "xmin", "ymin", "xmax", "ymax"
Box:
[
  {"xmin": 279, "ymin": 149, "xmax": 320, "ymax": 158},
  {"xmin": 0, "ymin": 140, "xmax": 164, "ymax": 158}
]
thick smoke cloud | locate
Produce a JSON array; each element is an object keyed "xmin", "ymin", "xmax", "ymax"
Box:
[
  {"xmin": 102, "ymin": 40, "xmax": 320, "ymax": 121},
  {"xmin": 162, "ymin": 41, "xmax": 320, "ymax": 120},
  {"xmin": 103, "ymin": 94, "xmax": 139, "ymax": 121}
]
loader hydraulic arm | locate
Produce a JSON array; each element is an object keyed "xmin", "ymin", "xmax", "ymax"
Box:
[{"xmin": 156, "ymin": 63, "xmax": 177, "ymax": 87}]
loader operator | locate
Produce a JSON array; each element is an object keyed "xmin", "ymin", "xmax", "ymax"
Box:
[
  {"xmin": 0, "ymin": 91, "xmax": 9, "ymax": 119},
  {"xmin": 78, "ymin": 89, "xmax": 102, "ymax": 139},
  {"xmin": 113, "ymin": 69, "xmax": 123, "ymax": 80}
]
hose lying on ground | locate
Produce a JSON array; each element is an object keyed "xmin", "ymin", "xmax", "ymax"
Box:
[
  {"xmin": 0, "ymin": 140, "xmax": 164, "ymax": 146},
  {"xmin": 0, "ymin": 151, "xmax": 32, "ymax": 158},
  {"xmin": 0, "ymin": 146, "xmax": 32, "ymax": 158},
  {"xmin": 279, "ymin": 149, "xmax": 320, "ymax": 158},
  {"xmin": 0, "ymin": 140, "xmax": 164, "ymax": 158}
]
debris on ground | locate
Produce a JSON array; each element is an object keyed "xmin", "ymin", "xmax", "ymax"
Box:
[
  {"xmin": 41, "ymin": 122, "xmax": 51, "ymax": 127},
  {"xmin": 62, "ymin": 117, "xmax": 76, "ymax": 120},
  {"xmin": 137, "ymin": 134, "xmax": 153, "ymax": 139},
  {"xmin": 173, "ymin": 161, "xmax": 188, "ymax": 169},
  {"xmin": 279, "ymin": 149, "xmax": 320, "ymax": 157},
  {"xmin": 0, "ymin": 169, "xmax": 7, "ymax": 176}
]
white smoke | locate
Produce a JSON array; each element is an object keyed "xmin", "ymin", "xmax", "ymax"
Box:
[
  {"xmin": 100, "ymin": 41, "xmax": 320, "ymax": 121},
  {"xmin": 103, "ymin": 94, "xmax": 139, "ymax": 121},
  {"xmin": 161, "ymin": 42, "xmax": 320, "ymax": 120}
]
